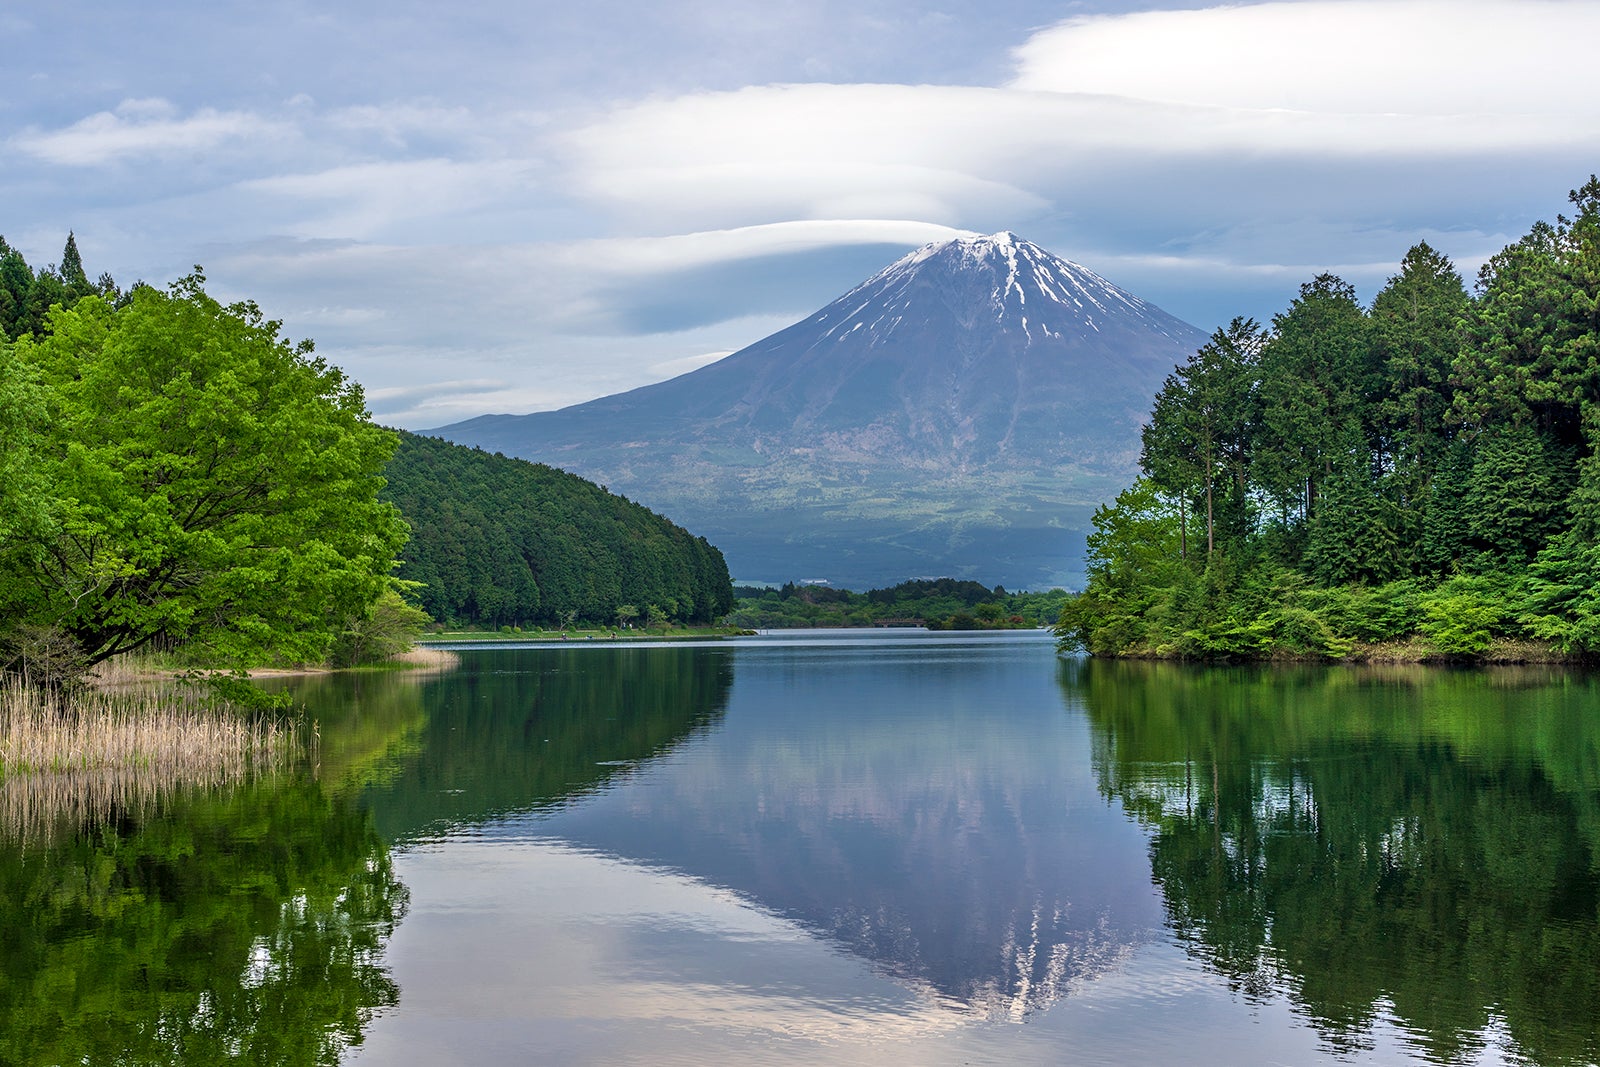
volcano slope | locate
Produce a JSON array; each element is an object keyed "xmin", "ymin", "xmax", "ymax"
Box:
[{"xmin": 434, "ymin": 232, "xmax": 1207, "ymax": 590}]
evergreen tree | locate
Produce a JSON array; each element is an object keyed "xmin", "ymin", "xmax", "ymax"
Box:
[
  {"xmin": 1370, "ymin": 241, "xmax": 1468, "ymax": 476},
  {"xmin": 1465, "ymin": 422, "xmax": 1571, "ymax": 566},
  {"xmin": 59, "ymin": 231, "xmax": 92, "ymax": 299},
  {"xmin": 1142, "ymin": 318, "xmax": 1262, "ymax": 557},
  {"xmin": 1253, "ymin": 275, "xmax": 1372, "ymax": 528},
  {"xmin": 1063, "ymin": 177, "xmax": 1600, "ymax": 661},
  {"xmin": 0, "ymin": 239, "xmax": 34, "ymax": 342},
  {"xmin": 1304, "ymin": 454, "xmax": 1400, "ymax": 585}
]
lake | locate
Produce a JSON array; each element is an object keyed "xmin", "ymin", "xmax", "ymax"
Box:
[{"xmin": 4, "ymin": 629, "xmax": 1599, "ymax": 1065}]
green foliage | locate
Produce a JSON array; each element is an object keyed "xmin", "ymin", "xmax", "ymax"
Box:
[
  {"xmin": 1056, "ymin": 479, "xmax": 1186, "ymax": 655},
  {"xmin": 1066, "ymin": 176, "xmax": 1600, "ymax": 663},
  {"xmin": 728, "ymin": 579, "xmax": 1064, "ymax": 630},
  {"xmin": 382, "ymin": 432, "xmax": 733, "ymax": 628},
  {"xmin": 1465, "ymin": 421, "xmax": 1572, "ymax": 564},
  {"xmin": 1417, "ymin": 577, "xmax": 1511, "ymax": 657},
  {"xmin": 1518, "ymin": 534, "xmax": 1600, "ymax": 653},
  {"xmin": 0, "ymin": 275, "xmax": 406, "ymax": 673},
  {"xmin": 1304, "ymin": 457, "xmax": 1400, "ymax": 585},
  {"xmin": 329, "ymin": 586, "xmax": 432, "ymax": 667},
  {"xmin": 0, "ymin": 778, "xmax": 405, "ymax": 1065},
  {"xmin": 0, "ymin": 231, "xmax": 119, "ymax": 343},
  {"xmin": 1254, "ymin": 275, "xmax": 1371, "ymax": 522},
  {"xmin": 1142, "ymin": 318, "xmax": 1264, "ymax": 557}
]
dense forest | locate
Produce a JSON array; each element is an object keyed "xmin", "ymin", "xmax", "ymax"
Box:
[
  {"xmin": 382, "ymin": 433, "xmax": 734, "ymax": 629},
  {"xmin": 728, "ymin": 578, "xmax": 1067, "ymax": 630},
  {"xmin": 1059, "ymin": 176, "xmax": 1600, "ymax": 661}
]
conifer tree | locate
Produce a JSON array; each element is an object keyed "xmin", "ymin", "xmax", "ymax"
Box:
[{"xmin": 59, "ymin": 232, "xmax": 90, "ymax": 294}]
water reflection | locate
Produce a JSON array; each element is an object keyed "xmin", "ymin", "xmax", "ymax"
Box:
[
  {"xmin": 301, "ymin": 646, "xmax": 735, "ymax": 841},
  {"xmin": 0, "ymin": 776, "xmax": 405, "ymax": 1066},
  {"xmin": 1070, "ymin": 658, "xmax": 1600, "ymax": 1066},
  {"xmin": 535, "ymin": 634, "xmax": 1162, "ymax": 1020}
]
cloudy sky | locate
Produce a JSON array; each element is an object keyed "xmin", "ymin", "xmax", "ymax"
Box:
[{"xmin": 5, "ymin": 0, "xmax": 1597, "ymax": 427}]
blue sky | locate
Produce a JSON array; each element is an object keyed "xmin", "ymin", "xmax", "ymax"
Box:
[{"xmin": 5, "ymin": 0, "xmax": 1597, "ymax": 427}]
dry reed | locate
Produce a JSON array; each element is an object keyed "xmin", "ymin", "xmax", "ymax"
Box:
[{"xmin": 0, "ymin": 677, "xmax": 298, "ymax": 842}]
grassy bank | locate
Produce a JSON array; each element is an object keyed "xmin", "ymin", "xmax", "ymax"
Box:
[
  {"xmin": 0, "ymin": 677, "xmax": 299, "ymax": 840},
  {"xmin": 1, "ymin": 680, "xmax": 294, "ymax": 777}
]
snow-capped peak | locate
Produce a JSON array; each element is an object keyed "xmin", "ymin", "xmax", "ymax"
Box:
[{"xmin": 837, "ymin": 230, "xmax": 1168, "ymax": 344}]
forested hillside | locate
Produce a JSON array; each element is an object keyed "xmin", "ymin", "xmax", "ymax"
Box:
[
  {"xmin": 382, "ymin": 433, "xmax": 733, "ymax": 628},
  {"xmin": 1060, "ymin": 177, "xmax": 1600, "ymax": 661}
]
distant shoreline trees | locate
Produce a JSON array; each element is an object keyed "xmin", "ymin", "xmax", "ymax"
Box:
[
  {"xmin": 728, "ymin": 578, "xmax": 1066, "ymax": 630},
  {"xmin": 1060, "ymin": 176, "xmax": 1600, "ymax": 661}
]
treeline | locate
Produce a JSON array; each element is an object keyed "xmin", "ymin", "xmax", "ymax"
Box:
[
  {"xmin": 382, "ymin": 433, "xmax": 734, "ymax": 628},
  {"xmin": 1060, "ymin": 176, "xmax": 1600, "ymax": 660},
  {"xmin": 0, "ymin": 233, "xmax": 130, "ymax": 342},
  {"xmin": 729, "ymin": 578, "xmax": 1067, "ymax": 629}
]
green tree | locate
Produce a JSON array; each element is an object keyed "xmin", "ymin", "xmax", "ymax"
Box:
[
  {"xmin": 1056, "ymin": 478, "xmax": 1186, "ymax": 655},
  {"xmin": 0, "ymin": 275, "xmax": 407, "ymax": 671},
  {"xmin": 1456, "ymin": 177, "xmax": 1600, "ymax": 452},
  {"xmin": 328, "ymin": 586, "xmax": 432, "ymax": 667},
  {"xmin": 1464, "ymin": 421, "xmax": 1570, "ymax": 565},
  {"xmin": 1143, "ymin": 317, "xmax": 1262, "ymax": 557},
  {"xmin": 1304, "ymin": 455, "xmax": 1400, "ymax": 585},
  {"xmin": 380, "ymin": 432, "xmax": 732, "ymax": 628},
  {"xmin": 58, "ymin": 231, "xmax": 93, "ymax": 301},
  {"xmin": 1253, "ymin": 275, "xmax": 1372, "ymax": 529},
  {"xmin": 1370, "ymin": 242, "xmax": 1468, "ymax": 468},
  {"xmin": 0, "ymin": 237, "xmax": 32, "ymax": 341}
]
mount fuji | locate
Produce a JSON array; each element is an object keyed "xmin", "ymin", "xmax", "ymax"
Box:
[{"xmin": 432, "ymin": 232, "xmax": 1207, "ymax": 589}]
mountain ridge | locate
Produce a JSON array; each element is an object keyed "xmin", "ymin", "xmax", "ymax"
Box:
[{"xmin": 434, "ymin": 232, "xmax": 1207, "ymax": 589}]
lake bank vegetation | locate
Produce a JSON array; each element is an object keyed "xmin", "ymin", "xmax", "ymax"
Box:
[
  {"xmin": 0, "ymin": 676, "xmax": 298, "ymax": 842},
  {"xmin": 1059, "ymin": 177, "xmax": 1600, "ymax": 663},
  {"xmin": 1, "ymin": 239, "xmax": 738, "ymax": 690},
  {"xmin": 1, "ymin": 247, "xmax": 409, "ymax": 684},
  {"xmin": 729, "ymin": 578, "xmax": 1068, "ymax": 630}
]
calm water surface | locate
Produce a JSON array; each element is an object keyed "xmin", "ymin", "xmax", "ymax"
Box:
[{"xmin": 5, "ymin": 629, "xmax": 1600, "ymax": 1065}]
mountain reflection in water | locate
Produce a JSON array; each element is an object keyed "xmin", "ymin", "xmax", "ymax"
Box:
[
  {"xmin": 286, "ymin": 633, "xmax": 1600, "ymax": 1065},
  {"xmin": 495, "ymin": 633, "xmax": 1163, "ymax": 1020}
]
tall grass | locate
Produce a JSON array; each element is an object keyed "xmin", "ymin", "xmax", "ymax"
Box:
[{"xmin": 0, "ymin": 677, "xmax": 297, "ymax": 841}]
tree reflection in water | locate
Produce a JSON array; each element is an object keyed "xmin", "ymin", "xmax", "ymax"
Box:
[
  {"xmin": 0, "ymin": 770, "xmax": 406, "ymax": 1065},
  {"xmin": 1069, "ymin": 658, "xmax": 1600, "ymax": 1066}
]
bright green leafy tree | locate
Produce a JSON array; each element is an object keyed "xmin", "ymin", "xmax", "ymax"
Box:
[{"xmin": 0, "ymin": 273, "xmax": 407, "ymax": 671}]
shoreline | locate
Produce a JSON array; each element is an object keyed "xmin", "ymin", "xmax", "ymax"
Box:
[
  {"xmin": 1073, "ymin": 635, "xmax": 1591, "ymax": 667},
  {"xmin": 88, "ymin": 644, "xmax": 463, "ymax": 687}
]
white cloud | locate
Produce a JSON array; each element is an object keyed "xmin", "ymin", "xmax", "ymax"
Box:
[
  {"xmin": 580, "ymin": 219, "xmax": 975, "ymax": 272},
  {"xmin": 237, "ymin": 158, "xmax": 539, "ymax": 239},
  {"xmin": 1011, "ymin": 0, "xmax": 1600, "ymax": 122},
  {"xmin": 562, "ymin": 82, "xmax": 1596, "ymax": 239},
  {"xmin": 563, "ymin": 0, "xmax": 1600, "ymax": 235},
  {"xmin": 12, "ymin": 98, "xmax": 291, "ymax": 166}
]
